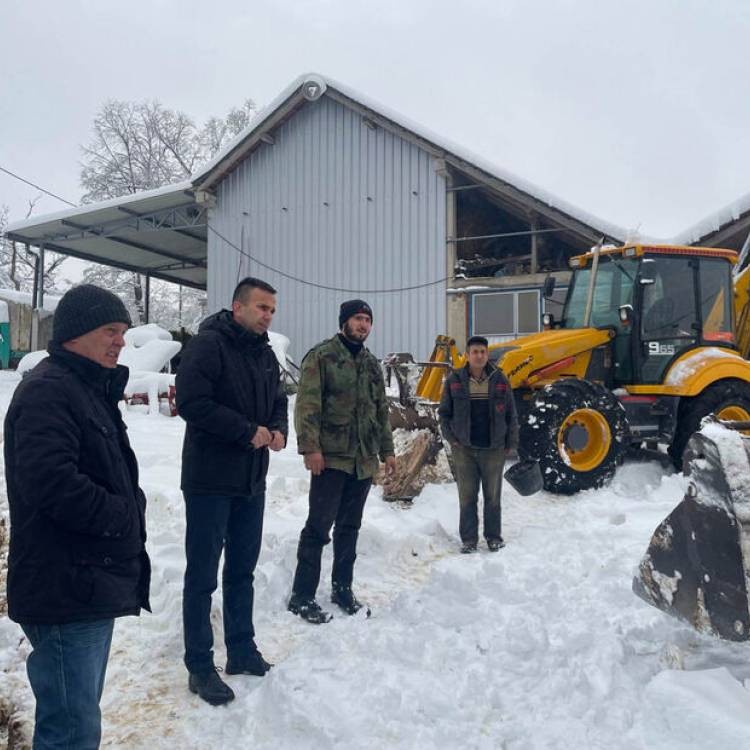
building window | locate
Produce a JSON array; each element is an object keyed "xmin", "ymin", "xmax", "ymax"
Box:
[
  {"xmin": 471, "ymin": 289, "xmax": 539, "ymax": 343},
  {"xmin": 471, "ymin": 287, "xmax": 569, "ymax": 343}
]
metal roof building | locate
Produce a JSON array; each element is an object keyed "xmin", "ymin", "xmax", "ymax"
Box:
[{"xmin": 9, "ymin": 73, "xmax": 628, "ymax": 359}]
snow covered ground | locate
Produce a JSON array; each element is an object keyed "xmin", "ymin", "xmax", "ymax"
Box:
[{"xmin": 2, "ymin": 370, "xmax": 750, "ymax": 749}]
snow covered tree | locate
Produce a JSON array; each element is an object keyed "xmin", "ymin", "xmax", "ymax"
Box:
[
  {"xmin": 80, "ymin": 98, "xmax": 257, "ymax": 202},
  {"xmin": 0, "ymin": 200, "xmax": 65, "ymax": 294},
  {"xmin": 79, "ymin": 97, "xmax": 256, "ymax": 327}
]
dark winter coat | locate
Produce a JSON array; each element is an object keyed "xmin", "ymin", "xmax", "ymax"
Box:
[
  {"xmin": 4, "ymin": 346, "xmax": 151, "ymax": 625},
  {"xmin": 295, "ymin": 335, "xmax": 395, "ymax": 479},
  {"xmin": 176, "ymin": 310, "xmax": 288, "ymax": 495},
  {"xmin": 438, "ymin": 364, "xmax": 519, "ymax": 450}
]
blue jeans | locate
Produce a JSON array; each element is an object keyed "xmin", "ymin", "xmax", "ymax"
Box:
[
  {"xmin": 182, "ymin": 493, "xmax": 265, "ymax": 674},
  {"xmin": 21, "ymin": 619, "xmax": 115, "ymax": 750}
]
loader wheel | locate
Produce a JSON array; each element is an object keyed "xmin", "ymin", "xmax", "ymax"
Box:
[
  {"xmin": 519, "ymin": 379, "xmax": 629, "ymax": 494},
  {"xmin": 668, "ymin": 379, "xmax": 750, "ymax": 470}
]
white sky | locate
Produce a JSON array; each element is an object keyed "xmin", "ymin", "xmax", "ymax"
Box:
[{"xmin": 2, "ymin": 0, "xmax": 750, "ymax": 243}]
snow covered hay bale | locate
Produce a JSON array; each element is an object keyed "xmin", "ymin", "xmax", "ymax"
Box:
[{"xmin": 633, "ymin": 423, "xmax": 750, "ymax": 640}]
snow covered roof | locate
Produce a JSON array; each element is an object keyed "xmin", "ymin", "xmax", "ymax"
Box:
[
  {"xmin": 5, "ymin": 181, "xmax": 207, "ymax": 289},
  {"xmin": 0, "ymin": 287, "xmax": 60, "ymax": 312},
  {"xmin": 10, "ymin": 71, "xmax": 749, "ymax": 283},
  {"xmin": 672, "ymin": 190, "xmax": 750, "ymax": 249},
  {"xmin": 193, "ymin": 73, "xmax": 627, "ymax": 244}
]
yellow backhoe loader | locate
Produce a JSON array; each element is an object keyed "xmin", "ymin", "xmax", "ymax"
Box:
[
  {"xmin": 385, "ymin": 238, "xmax": 750, "ymax": 637},
  {"xmin": 388, "ymin": 241, "xmax": 750, "ymax": 495}
]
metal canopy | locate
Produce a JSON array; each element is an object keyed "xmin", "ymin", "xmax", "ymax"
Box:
[{"xmin": 6, "ymin": 182, "xmax": 208, "ymax": 289}]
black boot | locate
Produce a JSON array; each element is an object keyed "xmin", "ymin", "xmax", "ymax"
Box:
[
  {"xmin": 188, "ymin": 668, "xmax": 235, "ymax": 706},
  {"xmin": 331, "ymin": 583, "xmax": 369, "ymax": 616},
  {"xmin": 288, "ymin": 593, "xmax": 333, "ymax": 624},
  {"xmin": 226, "ymin": 648, "xmax": 273, "ymax": 676}
]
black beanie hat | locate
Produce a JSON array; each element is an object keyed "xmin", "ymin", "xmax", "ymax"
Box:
[
  {"xmin": 339, "ymin": 299, "xmax": 373, "ymax": 329},
  {"xmin": 52, "ymin": 284, "xmax": 132, "ymax": 344}
]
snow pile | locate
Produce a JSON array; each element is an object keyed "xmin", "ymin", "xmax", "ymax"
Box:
[
  {"xmin": 124, "ymin": 324, "xmax": 173, "ymax": 348},
  {"xmin": 268, "ymin": 331, "xmax": 292, "ymax": 371},
  {"xmin": 16, "ymin": 350, "xmax": 49, "ymax": 376},
  {"xmin": 119, "ymin": 327, "xmax": 181, "ymax": 416},
  {"xmin": 2, "ymin": 381, "xmax": 750, "ymax": 747},
  {"xmin": 15, "ymin": 324, "xmax": 181, "ymax": 416},
  {"xmin": 118, "ymin": 339, "xmax": 181, "ymax": 373},
  {"xmin": 0, "ymin": 288, "xmax": 60, "ymax": 313},
  {"xmin": 644, "ymin": 668, "xmax": 750, "ymax": 748}
]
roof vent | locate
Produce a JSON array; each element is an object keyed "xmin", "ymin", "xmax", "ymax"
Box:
[{"xmin": 302, "ymin": 75, "xmax": 327, "ymax": 101}]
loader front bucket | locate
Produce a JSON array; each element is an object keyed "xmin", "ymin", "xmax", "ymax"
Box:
[{"xmin": 633, "ymin": 425, "xmax": 750, "ymax": 640}]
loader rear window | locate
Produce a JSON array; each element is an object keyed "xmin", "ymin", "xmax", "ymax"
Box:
[{"xmin": 699, "ymin": 259, "xmax": 733, "ymax": 342}]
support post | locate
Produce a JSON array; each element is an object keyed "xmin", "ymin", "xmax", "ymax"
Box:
[
  {"xmin": 37, "ymin": 243, "xmax": 46, "ymax": 310},
  {"xmin": 530, "ymin": 214, "xmax": 539, "ymax": 274},
  {"xmin": 30, "ymin": 250, "xmax": 40, "ymax": 352},
  {"xmin": 145, "ymin": 274, "xmax": 151, "ymax": 324}
]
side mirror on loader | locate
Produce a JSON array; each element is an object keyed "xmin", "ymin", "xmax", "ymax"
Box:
[
  {"xmin": 542, "ymin": 275, "xmax": 556, "ymax": 298},
  {"xmin": 639, "ymin": 258, "xmax": 656, "ymax": 286}
]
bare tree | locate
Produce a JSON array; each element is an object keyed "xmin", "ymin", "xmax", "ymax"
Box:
[
  {"xmin": 80, "ymin": 98, "xmax": 257, "ymax": 202},
  {"xmin": 0, "ymin": 199, "xmax": 66, "ymax": 294},
  {"xmin": 79, "ymin": 97, "xmax": 256, "ymax": 327}
]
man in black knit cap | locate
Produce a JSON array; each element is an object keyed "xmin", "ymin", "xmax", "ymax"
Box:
[
  {"xmin": 289, "ymin": 299, "xmax": 395, "ymax": 624},
  {"xmin": 4, "ymin": 284, "xmax": 150, "ymax": 749}
]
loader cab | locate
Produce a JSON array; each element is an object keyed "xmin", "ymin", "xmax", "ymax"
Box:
[
  {"xmin": 636, "ymin": 250, "xmax": 734, "ymax": 384},
  {"xmin": 563, "ymin": 246, "xmax": 736, "ymax": 386}
]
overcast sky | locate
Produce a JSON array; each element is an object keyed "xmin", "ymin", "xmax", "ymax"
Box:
[{"xmin": 2, "ymin": 0, "xmax": 750, "ymax": 245}]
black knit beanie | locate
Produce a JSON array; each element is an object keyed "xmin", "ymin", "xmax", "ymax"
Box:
[
  {"xmin": 52, "ymin": 284, "xmax": 132, "ymax": 344},
  {"xmin": 338, "ymin": 299, "xmax": 373, "ymax": 329}
]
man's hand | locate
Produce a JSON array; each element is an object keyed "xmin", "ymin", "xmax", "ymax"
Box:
[
  {"xmin": 251, "ymin": 426, "xmax": 272, "ymax": 449},
  {"xmin": 384, "ymin": 455, "xmax": 397, "ymax": 477},
  {"xmin": 269, "ymin": 430, "xmax": 285, "ymax": 452},
  {"xmin": 304, "ymin": 451, "xmax": 325, "ymax": 476}
]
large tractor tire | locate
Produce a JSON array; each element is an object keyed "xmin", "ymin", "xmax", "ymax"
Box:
[
  {"xmin": 668, "ymin": 379, "xmax": 750, "ymax": 470},
  {"xmin": 519, "ymin": 379, "xmax": 629, "ymax": 494}
]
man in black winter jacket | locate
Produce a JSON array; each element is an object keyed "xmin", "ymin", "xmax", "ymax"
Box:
[
  {"xmin": 176, "ymin": 276, "xmax": 288, "ymax": 706},
  {"xmin": 4, "ymin": 284, "xmax": 150, "ymax": 750},
  {"xmin": 438, "ymin": 336, "xmax": 519, "ymax": 554}
]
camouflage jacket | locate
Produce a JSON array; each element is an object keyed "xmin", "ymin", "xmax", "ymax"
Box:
[{"xmin": 295, "ymin": 335, "xmax": 395, "ymax": 479}]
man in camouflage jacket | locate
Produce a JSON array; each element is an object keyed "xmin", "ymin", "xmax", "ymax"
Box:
[{"xmin": 289, "ymin": 299, "xmax": 396, "ymax": 623}]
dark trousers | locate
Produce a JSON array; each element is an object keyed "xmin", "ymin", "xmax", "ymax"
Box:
[
  {"xmin": 182, "ymin": 492, "xmax": 265, "ymax": 674},
  {"xmin": 451, "ymin": 444, "xmax": 506, "ymax": 545},
  {"xmin": 292, "ymin": 468, "xmax": 372, "ymax": 598},
  {"xmin": 21, "ymin": 618, "xmax": 114, "ymax": 750}
]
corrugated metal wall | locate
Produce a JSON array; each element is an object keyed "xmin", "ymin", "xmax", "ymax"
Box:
[{"xmin": 208, "ymin": 95, "xmax": 446, "ymax": 361}]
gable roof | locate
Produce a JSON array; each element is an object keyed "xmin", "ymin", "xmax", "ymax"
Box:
[{"xmin": 193, "ymin": 73, "xmax": 628, "ymax": 245}]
